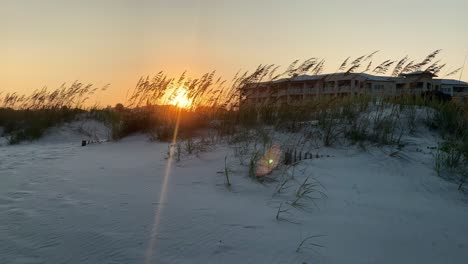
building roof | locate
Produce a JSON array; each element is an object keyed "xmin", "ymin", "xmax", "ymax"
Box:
[
  {"xmin": 275, "ymin": 72, "xmax": 396, "ymax": 83},
  {"xmin": 400, "ymin": 70, "xmax": 437, "ymax": 77},
  {"xmin": 439, "ymin": 79, "xmax": 468, "ymax": 86},
  {"xmin": 289, "ymin": 74, "xmax": 323, "ymax": 81},
  {"xmin": 241, "ymin": 71, "xmax": 468, "ymax": 89},
  {"xmin": 267, "ymin": 73, "xmax": 329, "ymax": 83},
  {"xmin": 359, "ymin": 73, "xmax": 396, "ymax": 82}
]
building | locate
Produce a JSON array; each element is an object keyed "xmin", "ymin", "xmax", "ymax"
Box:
[
  {"xmin": 240, "ymin": 71, "xmax": 468, "ymax": 106},
  {"xmin": 439, "ymin": 79, "xmax": 468, "ymax": 103}
]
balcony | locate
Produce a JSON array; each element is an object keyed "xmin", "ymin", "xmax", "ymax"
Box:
[
  {"xmin": 287, "ymin": 88, "xmax": 303, "ymax": 95},
  {"xmin": 303, "ymin": 88, "xmax": 318, "ymax": 94}
]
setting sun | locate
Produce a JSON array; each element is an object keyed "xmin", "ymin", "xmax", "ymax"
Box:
[{"xmin": 168, "ymin": 87, "xmax": 192, "ymax": 108}]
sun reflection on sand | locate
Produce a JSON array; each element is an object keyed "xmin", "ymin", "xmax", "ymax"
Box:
[{"xmin": 144, "ymin": 108, "xmax": 182, "ymax": 264}]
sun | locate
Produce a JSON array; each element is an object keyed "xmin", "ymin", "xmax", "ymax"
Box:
[{"xmin": 168, "ymin": 87, "xmax": 192, "ymax": 108}]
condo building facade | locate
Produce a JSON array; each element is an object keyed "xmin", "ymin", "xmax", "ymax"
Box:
[{"xmin": 241, "ymin": 71, "xmax": 468, "ymax": 105}]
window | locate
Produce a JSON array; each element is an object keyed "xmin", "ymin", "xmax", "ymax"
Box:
[
  {"xmin": 338, "ymin": 80, "xmax": 351, "ymax": 87},
  {"xmin": 325, "ymin": 81, "xmax": 335, "ymax": 89},
  {"xmin": 373, "ymin": 84, "xmax": 384, "ymax": 90},
  {"xmin": 440, "ymin": 88, "xmax": 451, "ymax": 94},
  {"xmin": 306, "ymin": 81, "xmax": 317, "ymax": 89},
  {"xmin": 454, "ymin": 87, "xmax": 465, "ymax": 93},
  {"xmin": 410, "ymin": 82, "xmax": 424, "ymax": 89}
]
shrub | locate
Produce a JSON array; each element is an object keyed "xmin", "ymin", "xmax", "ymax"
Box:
[
  {"xmin": 426, "ymin": 101, "xmax": 466, "ymax": 138},
  {"xmin": 1, "ymin": 107, "xmax": 84, "ymax": 144},
  {"xmin": 434, "ymin": 139, "xmax": 468, "ymax": 190}
]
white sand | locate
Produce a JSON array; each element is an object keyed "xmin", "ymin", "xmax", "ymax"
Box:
[{"xmin": 1, "ymin": 121, "xmax": 467, "ymax": 264}]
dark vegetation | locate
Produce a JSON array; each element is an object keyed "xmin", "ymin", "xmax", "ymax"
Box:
[
  {"xmin": 0, "ymin": 82, "xmax": 108, "ymax": 143},
  {"xmin": 0, "ymin": 107, "xmax": 85, "ymax": 144}
]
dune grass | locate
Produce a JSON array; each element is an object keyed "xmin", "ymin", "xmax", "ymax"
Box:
[{"xmin": 1, "ymin": 53, "xmax": 466, "ymax": 192}]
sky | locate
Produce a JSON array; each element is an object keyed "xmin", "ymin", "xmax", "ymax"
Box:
[{"xmin": 2, "ymin": 0, "xmax": 468, "ymax": 106}]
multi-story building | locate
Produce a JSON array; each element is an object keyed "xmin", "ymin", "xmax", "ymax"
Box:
[
  {"xmin": 240, "ymin": 71, "xmax": 468, "ymax": 105},
  {"xmin": 439, "ymin": 79, "xmax": 468, "ymax": 102}
]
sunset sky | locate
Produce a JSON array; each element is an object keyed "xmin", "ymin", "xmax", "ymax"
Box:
[{"xmin": 2, "ymin": 0, "xmax": 468, "ymax": 106}]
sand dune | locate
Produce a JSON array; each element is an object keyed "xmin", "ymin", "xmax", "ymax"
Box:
[{"xmin": 1, "ymin": 122, "xmax": 467, "ymax": 264}]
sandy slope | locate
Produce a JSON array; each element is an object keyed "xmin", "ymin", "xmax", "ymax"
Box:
[
  {"xmin": 1, "ymin": 127, "xmax": 468, "ymax": 263},
  {"xmin": 0, "ymin": 120, "xmax": 109, "ymax": 147}
]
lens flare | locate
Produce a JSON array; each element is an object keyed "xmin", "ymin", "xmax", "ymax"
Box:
[
  {"xmin": 256, "ymin": 144, "xmax": 282, "ymax": 177},
  {"xmin": 145, "ymin": 108, "xmax": 182, "ymax": 264}
]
